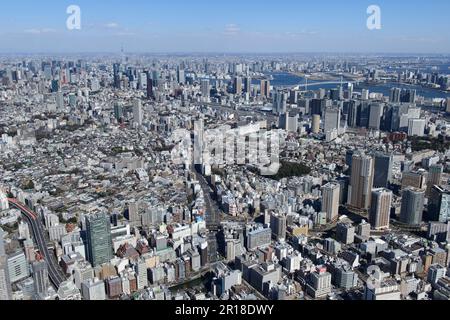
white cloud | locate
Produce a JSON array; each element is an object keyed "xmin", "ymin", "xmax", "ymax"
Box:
[
  {"xmin": 24, "ymin": 29, "xmax": 41, "ymax": 34},
  {"xmin": 285, "ymin": 30, "xmax": 319, "ymax": 36},
  {"xmin": 223, "ymin": 24, "xmax": 240, "ymax": 35},
  {"xmin": 104, "ymin": 22, "xmax": 119, "ymax": 28},
  {"xmin": 24, "ymin": 28, "xmax": 56, "ymax": 34},
  {"xmin": 116, "ymin": 31, "xmax": 136, "ymax": 36},
  {"xmin": 397, "ymin": 36, "xmax": 439, "ymax": 43}
]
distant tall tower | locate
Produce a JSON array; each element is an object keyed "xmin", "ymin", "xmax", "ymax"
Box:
[
  {"xmin": 244, "ymin": 77, "xmax": 252, "ymax": 94},
  {"xmin": 234, "ymin": 76, "xmax": 242, "ymax": 95},
  {"xmin": 120, "ymin": 44, "xmax": 126, "ymax": 64},
  {"xmin": 113, "ymin": 63, "xmax": 121, "ymax": 89},
  {"xmin": 146, "ymin": 71, "xmax": 154, "ymax": 99},
  {"xmin": 348, "ymin": 153, "xmax": 375, "ymax": 210},
  {"xmin": 322, "ymin": 183, "xmax": 341, "ymax": 222},
  {"xmin": 273, "ymin": 91, "xmax": 288, "ymax": 114},
  {"xmin": 133, "ymin": 99, "xmax": 143, "ymax": 126},
  {"xmin": 426, "ymin": 164, "xmax": 443, "ymax": 197},
  {"xmin": 369, "ymin": 188, "xmax": 392, "ymax": 230},
  {"xmin": 400, "ymin": 187, "xmax": 425, "ymax": 226},
  {"xmin": 389, "ymin": 88, "xmax": 401, "ymax": 103},
  {"xmin": 177, "ymin": 66, "xmax": 185, "ymax": 85},
  {"xmin": 201, "ymin": 79, "xmax": 210, "ymax": 99},
  {"xmin": 260, "ymin": 80, "xmax": 270, "ymax": 98},
  {"xmin": 86, "ymin": 213, "xmax": 113, "ymax": 267},
  {"xmin": 51, "ymin": 79, "xmax": 60, "ymax": 93},
  {"xmin": 32, "ymin": 260, "xmax": 49, "ymax": 299}
]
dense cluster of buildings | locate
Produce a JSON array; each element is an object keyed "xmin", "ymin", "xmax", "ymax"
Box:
[{"xmin": 1, "ymin": 54, "xmax": 450, "ymax": 300}]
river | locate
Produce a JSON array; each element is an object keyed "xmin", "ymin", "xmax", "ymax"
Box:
[{"xmin": 255, "ymin": 72, "xmax": 450, "ymax": 100}]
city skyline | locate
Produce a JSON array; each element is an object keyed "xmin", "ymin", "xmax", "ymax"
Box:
[
  {"xmin": 1, "ymin": 0, "xmax": 450, "ymax": 306},
  {"xmin": 0, "ymin": 0, "xmax": 450, "ymax": 54}
]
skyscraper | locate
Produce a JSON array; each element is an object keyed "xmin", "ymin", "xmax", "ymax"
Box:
[
  {"xmin": 400, "ymin": 187, "xmax": 425, "ymax": 226},
  {"xmin": 428, "ymin": 185, "xmax": 450, "ymax": 223},
  {"xmin": 368, "ymin": 103, "xmax": 384, "ymax": 130},
  {"xmin": 357, "ymin": 101, "xmax": 370, "ymax": 128},
  {"xmin": 322, "ymin": 182, "xmax": 341, "ymax": 222},
  {"xmin": 273, "ymin": 91, "xmax": 288, "ymax": 114},
  {"xmin": 55, "ymin": 92, "xmax": 64, "ymax": 109},
  {"xmin": 51, "ymin": 79, "xmax": 60, "ymax": 93},
  {"xmin": 113, "ymin": 63, "xmax": 121, "ymax": 89},
  {"xmin": 279, "ymin": 113, "xmax": 299, "ymax": 133},
  {"xmin": 201, "ymin": 79, "xmax": 210, "ymax": 98},
  {"xmin": 373, "ymin": 152, "xmax": 393, "ymax": 188},
  {"xmin": 311, "ymin": 99, "xmax": 326, "ymax": 116},
  {"xmin": 402, "ymin": 170, "xmax": 427, "ymax": 190},
  {"xmin": 260, "ymin": 80, "xmax": 270, "ymax": 98},
  {"xmin": 348, "ymin": 153, "xmax": 375, "ymax": 210},
  {"xmin": 32, "ymin": 260, "xmax": 49, "ymax": 299},
  {"xmin": 113, "ymin": 102, "xmax": 123, "ymax": 122},
  {"xmin": 133, "ymin": 99, "xmax": 143, "ymax": 126},
  {"xmin": 426, "ymin": 164, "xmax": 443, "ymax": 197},
  {"xmin": 86, "ymin": 213, "xmax": 113, "ymax": 267},
  {"xmin": 389, "ymin": 88, "xmax": 401, "ymax": 103},
  {"xmin": 330, "ymin": 87, "xmax": 343, "ymax": 101},
  {"xmin": 347, "ymin": 100, "xmax": 359, "ymax": 127},
  {"xmin": 127, "ymin": 201, "xmax": 141, "ymax": 228},
  {"xmin": 270, "ymin": 213, "xmax": 287, "ymax": 241},
  {"xmin": 323, "ymin": 108, "xmax": 341, "ymax": 134},
  {"xmin": 408, "ymin": 119, "xmax": 425, "ymax": 137},
  {"xmin": 134, "ymin": 259, "xmax": 148, "ymax": 290},
  {"xmin": 312, "ymin": 115, "xmax": 321, "ymax": 134},
  {"xmin": 361, "ymin": 89, "xmax": 369, "ymax": 100},
  {"xmin": 234, "ymin": 76, "xmax": 242, "ymax": 95},
  {"xmin": 8, "ymin": 251, "xmax": 29, "ymax": 283},
  {"xmin": 369, "ymin": 188, "xmax": 392, "ymax": 230},
  {"xmin": 177, "ymin": 67, "xmax": 185, "ymax": 84},
  {"xmin": 244, "ymin": 77, "xmax": 252, "ymax": 94},
  {"xmin": 146, "ymin": 71, "xmax": 154, "ymax": 99},
  {"xmin": 400, "ymin": 89, "xmax": 417, "ymax": 103}
]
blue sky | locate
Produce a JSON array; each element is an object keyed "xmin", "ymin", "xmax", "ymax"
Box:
[{"xmin": 0, "ymin": 0, "xmax": 449, "ymax": 53}]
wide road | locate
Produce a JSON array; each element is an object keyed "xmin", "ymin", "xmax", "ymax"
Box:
[
  {"xmin": 8, "ymin": 198, "xmax": 66, "ymax": 289},
  {"xmin": 194, "ymin": 170, "xmax": 221, "ymax": 231}
]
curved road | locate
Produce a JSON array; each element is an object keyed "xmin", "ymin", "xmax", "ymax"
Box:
[{"xmin": 8, "ymin": 198, "xmax": 66, "ymax": 289}]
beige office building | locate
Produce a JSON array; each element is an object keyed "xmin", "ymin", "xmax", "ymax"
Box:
[
  {"xmin": 369, "ymin": 188, "xmax": 392, "ymax": 230},
  {"xmin": 322, "ymin": 182, "xmax": 340, "ymax": 222},
  {"xmin": 348, "ymin": 153, "xmax": 374, "ymax": 210},
  {"xmin": 312, "ymin": 114, "xmax": 321, "ymax": 134}
]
